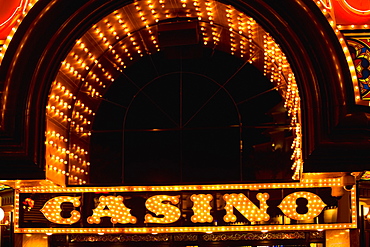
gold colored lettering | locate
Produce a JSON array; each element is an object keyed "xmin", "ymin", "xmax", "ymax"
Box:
[
  {"xmin": 223, "ymin": 193, "xmax": 269, "ymax": 222},
  {"xmin": 87, "ymin": 196, "xmax": 137, "ymax": 224},
  {"xmin": 190, "ymin": 194, "xmax": 213, "ymax": 223},
  {"xmin": 40, "ymin": 196, "xmax": 81, "ymax": 224},
  {"xmin": 278, "ymin": 191, "xmax": 327, "ymax": 220},
  {"xmin": 145, "ymin": 195, "xmax": 181, "ymax": 223}
]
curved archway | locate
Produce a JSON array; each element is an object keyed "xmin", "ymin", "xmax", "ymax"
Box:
[
  {"xmin": 0, "ymin": 0, "xmax": 355, "ymax": 181},
  {"xmin": 43, "ymin": 0, "xmax": 301, "ymax": 185}
]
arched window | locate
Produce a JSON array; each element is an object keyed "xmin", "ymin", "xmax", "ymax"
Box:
[{"xmin": 45, "ymin": 0, "xmax": 302, "ymax": 186}]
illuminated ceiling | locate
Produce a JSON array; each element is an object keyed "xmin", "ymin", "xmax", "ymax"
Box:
[{"xmin": 44, "ymin": 0, "xmax": 301, "ymax": 186}]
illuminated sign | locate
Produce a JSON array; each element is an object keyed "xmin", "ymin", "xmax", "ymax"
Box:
[
  {"xmin": 0, "ymin": 0, "xmax": 29, "ymax": 40},
  {"xmin": 14, "ymin": 181, "xmax": 357, "ymax": 234}
]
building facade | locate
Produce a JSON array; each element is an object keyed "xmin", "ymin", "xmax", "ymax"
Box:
[{"xmin": 0, "ymin": 0, "xmax": 370, "ymax": 246}]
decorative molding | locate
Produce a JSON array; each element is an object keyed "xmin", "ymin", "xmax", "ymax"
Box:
[
  {"xmin": 70, "ymin": 234, "xmax": 170, "ymax": 242},
  {"xmin": 65, "ymin": 231, "xmax": 317, "ymax": 243},
  {"xmin": 202, "ymin": 232, "xmax": 306, "ymax": 241}
]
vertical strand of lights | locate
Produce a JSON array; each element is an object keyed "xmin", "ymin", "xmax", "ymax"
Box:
[
  {"xmin": 133, "ymin": 2, "xmax": 145, "ymax": 57},
  {"xmin": 116, "ymin": 9, "xmax": 131, "ymax": 38},
  {"xmin": 247, "ymin": 18, "xmax": 255, "ymax": 64},
  {"xmin": 205, "ymin": 0, "xmax": 214, "ymax": 24},
  {"xmin": 116, "ymin": 42, "xmax": 128, "ymax": 72},
  {"xmin": 59, "ymin": 38, "xmax": 93, "ymax": 185},
  {"xmin": 149, "ymin": 27, "xmax": 159, "ymax": 51},
  {"xmin": 263, "ymin": 35, "xmax": 270, "ymax": 76},
  {"xmin": 194, "ymin": 0, "xmax": 211, "ymax": 46},
  {"xmin": 112, "ymin": 44, "xmax": 126, "ymax": 72},
  {"xmin": 46, "ymin": 80, "xmax": 74, "ymax": 185},
  {"xmin": 262, "ymin": 35, "xmax": 284, "ymax": 84},
  {"xmin": 75, "ymin": 39, "xmax": 97, "ymax": 70},
  {"xmin": 226, "ymin": 6, "xmax": 236, "ymax": 55},
  {"xmin": 200, "ymin": 24, "xmax": 209, "ymax": 46},
  {"xmin": 60, "ymin": 56, "xmax": 83, "ymax": 81},
  {"xmin": 83, "ymin": 64, "xmax": 113, "ymax": 100},
  {"xmin": 351, "ymin": 187, "xmax": 357, "ymax": 227},
  {"xmin": 275, "ymin": 53, "xmax": 283, "ymax": 88},
  {"xmin": 109, "ymin": 12, "xmax": 121, "ymax": 41},
  {"xmin": 286, "ymin": 73, "xmax": 302, "ymax": 180},
  {"xmin": 127, "ymin": 36, "xmax": 137, "ymax": 61},
  {"xmin": 113, "ymin": 12, "xmax": 129, "ymax": 71},
  {"xmin": 94, "ymin": 21, "xmax": 111, "ymax": 49},
  {"xmin": 212, "ymin": 27, "xmax": 220, "ymax": 46},
  {"xmin": 69, "ymin": 95, "xmax": 93, "ymax": 185},
  {"xmin": 194, "ymin": 0, "xmax": 201, "ymax": 21},
  {"xmin": 45, "ymin": 130, "xmax": 69, "ymax": 177},
  {"xmin": 145, "ymin": 0, "xmax": 159, "ymax": 51},
  {"xmin": 123, "ymin": 2, "xmax": 137, "ymax": 63},
  {"xmin": 263, "ymin": 34, "xmax": 302, "ymax": 180},
  {"xmin": 147, "ymin": 0, "xmax": 159, "ymax": 23},
  {"xmin": 14, "ymin": 190, "xmax": 20, "ymax": 233},
  {"xmin": 269, "ymin": 43, "xmax": 282, "ymax": 84},
  {"xmin": 69, "ymin": 142, "xmax": 90, "ymax": 185},
  {"xmin": 103, "ymin": 18, "xmax": 123, "ymax": 75},
  {"xmin": 237, "ymin": 13, "xmax": 246, "ymax": 58},
  {"xmin": 205, "ymin": 1, "xmax": 220, "ymax": 46}
]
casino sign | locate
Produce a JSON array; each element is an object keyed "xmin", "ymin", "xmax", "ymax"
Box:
[{"xmin": 14, "ymin": 179, "xmax": 357, "ymax": 234}]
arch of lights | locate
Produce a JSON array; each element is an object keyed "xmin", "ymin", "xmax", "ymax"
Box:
[{"xmin": 45, "ymin": 0, "xmax": 302, "ymax": 186}]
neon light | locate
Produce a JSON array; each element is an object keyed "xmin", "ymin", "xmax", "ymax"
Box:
[
  {"xmin": 318, "ymin": 0, "xmax": 332, "ymax": 10},
  {"xmin": 339, "ymin": 0, "xmax": 370, "ymax": 15},
  {"xmin": 0, "ymin": 0, "xmax": 29, "ymax": 28}
]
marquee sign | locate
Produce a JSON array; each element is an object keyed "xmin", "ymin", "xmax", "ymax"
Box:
[{"xmin": 14, "ymin": 180, "xmax": 357, "ymax": 234}]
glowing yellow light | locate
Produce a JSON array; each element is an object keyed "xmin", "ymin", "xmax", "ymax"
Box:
[
  {"xmin": 223, "ymin": 193, "xmax": 269, "ymax": 222},
  {"xmin": 40, "ymin": 196, "xmax": 81, "ymax": 224},
  {"xmin": 145, "ymin": 195, "xmax": 181, "ymax": 224},
  {"xmin": 191, "ymin": 194, "xmax": 213, "ymax": 223},
  {"xmin": 87, "ymin": 196, "xmax": 137, "ymax": 224},
  {"xmin": 278, "ymin": 192, "xmax": 326, "ymax": 220}
]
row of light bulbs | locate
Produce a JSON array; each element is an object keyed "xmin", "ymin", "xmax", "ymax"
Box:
[
  {"xmin": 29, "ymin": 191, "xmax": 353, "ymax": 226},
  {"xmin": 45, "ymin": 0, "xmax": 303, "ymax": 185},
  {"xmin": 14, "ymin": 183, "xmax": 357, "ymax": 233},
  {"xmin": 15, "ymin": 223, "xmax": 356, "ymax": 234},
  {"xmin": 18, "ymin": 178, "xmax": 344, "ymax": 193}
]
